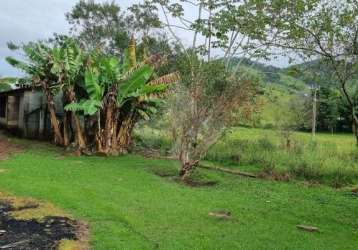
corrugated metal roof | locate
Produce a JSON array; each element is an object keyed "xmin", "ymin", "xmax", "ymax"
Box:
[{"xmin": 0, "ymin": 83, "xmax": 32, "ymax": 94}]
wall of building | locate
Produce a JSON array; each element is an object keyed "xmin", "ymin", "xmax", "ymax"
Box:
[
  {"xmin": 1, "ymin": 89, "xmax": 65, "ymax": 140},
  {"xmin": 22, "ymin": 90, "xmax": 44, "ymax": 138},
  {"xmin": 7, "ymin": 95, "xmax": 20, "ymax": 128}
]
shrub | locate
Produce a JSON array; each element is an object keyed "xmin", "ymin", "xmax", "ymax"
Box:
[
  {"xmin": 257, "ymin": 137, "xmax": 276, "ymax": 151},
  {"xmin": 288, "ymin": 156, "xmax": 324, "ymax": 181}
]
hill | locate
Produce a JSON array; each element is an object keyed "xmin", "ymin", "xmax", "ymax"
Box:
[{"xmin": 233, "ymin": 58, "xmax": 309, "ymax": 93}]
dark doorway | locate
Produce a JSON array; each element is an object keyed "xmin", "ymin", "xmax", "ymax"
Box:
[{"xmin": 0, "ymin": 96, "xmax": 6, "ymax": 118}]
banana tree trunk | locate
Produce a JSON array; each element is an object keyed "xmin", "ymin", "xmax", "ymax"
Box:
[
  {"xmin": 63, "ymin": 112, "xmax": 70, "ymax": 147},
  {"xmin": 116, "ymin": 115, "xmax": 136, "ymax": 154},
  {"xmin": 73, "ymin": 114, "xmax": 86, "ymax": 150},
  {"xmin": 65, "ymin": 88, "xmax": 86, "ymax": 151},
  {"xmin": 41, "ymin": 82, "xmax": 63, "ymax": 145},
  {"xmin": 104, "ymin": 103, "xmax": 114, "ymax": 150},
  {"xmin": 111, "ymin": 118, "xmax": 118, "ymax": 154}
]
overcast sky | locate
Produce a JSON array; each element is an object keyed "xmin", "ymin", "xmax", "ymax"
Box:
[{"xmin": 0, "ymin": 0, "xmax": 291, "ymax": 77}]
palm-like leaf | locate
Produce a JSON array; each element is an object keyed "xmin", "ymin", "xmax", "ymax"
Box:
[
  {"xmin": 65, "ymin": 99, "xmax": 102, "ymax": 116},
  {"xmin": 117, "ymin": 64, "xmax": 154, "ymax": 105},
  {"xmin": 51, "ymin": 39, "xmax": 83, "ymax": 86},
  {"xmin": 5, "ymin": 57, "xmax": 34, "ymax": 75},
  {"xmin": 84, "ymin": 69, "xmax": 103, "ymax": 101},
  {"xmin": 6, "ymin": 42, "xmax": 55, "ymax": 87}
]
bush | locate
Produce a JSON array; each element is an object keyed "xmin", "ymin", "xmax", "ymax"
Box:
[
  {"xmin": 257, "ymin": 137, "xmax": 276, "ymax": 151},
  {"xmin": 289, "ymin": 157, "xmax": 324, "ymax": 181}
]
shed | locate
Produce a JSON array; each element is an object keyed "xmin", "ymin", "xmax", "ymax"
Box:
[{"xmin": 0, "ymin": 86, "xmax": 62, "ymax": 139}]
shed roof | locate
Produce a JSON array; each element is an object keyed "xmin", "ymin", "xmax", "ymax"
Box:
[{"xmin": 0, "ymin": 83, "xmax": 32, "ymax": 95}]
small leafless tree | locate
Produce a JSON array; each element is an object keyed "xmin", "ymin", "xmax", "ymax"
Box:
[
  {"xmin": 169, "ymin": 54, "xmax": 258, "ymax": 179},
  {"xmin": 145, "ymin": 0, "xmax": 264, "ymax": 178}
]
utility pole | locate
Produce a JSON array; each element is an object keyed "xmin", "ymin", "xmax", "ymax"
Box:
[{"xmin": 311, "ymin": 85, "xmax": 319, "ymax": 139}]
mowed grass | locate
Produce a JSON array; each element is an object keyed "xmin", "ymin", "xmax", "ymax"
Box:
[{"xmin": 0, "ymin": 141, "xmax": 357, "ymax": 249}]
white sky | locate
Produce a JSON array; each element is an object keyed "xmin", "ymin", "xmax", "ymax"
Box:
[{"xmin": 0, "ymin": 0, "xmax": 291, "ymax": 77}]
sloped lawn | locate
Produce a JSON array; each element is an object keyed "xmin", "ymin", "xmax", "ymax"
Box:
[{"xmin": 0, "ymin": 143, "xmax": 357, "ymax": 249}]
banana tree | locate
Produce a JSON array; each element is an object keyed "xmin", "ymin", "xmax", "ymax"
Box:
[
  {"xmin": 65, "ymin": 38, "xmax": 178, "ymax": 155},
  {"xmin": 6, "ymin": 43, "xmax": 64, "ymax": 145},
  {"xmin": 51, "ymin": 38, "xmax": 86, "ymax": 149}
]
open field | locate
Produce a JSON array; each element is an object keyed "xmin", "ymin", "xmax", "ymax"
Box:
[
  {"xmin": 136, "ymin": 126, "xmax": 358, "ymax": 187},
  {"xmin": 0, "ymin": 135, "xmax": 357, "ymax": 249}
]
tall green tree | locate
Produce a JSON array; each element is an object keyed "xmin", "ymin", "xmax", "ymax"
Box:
[
  {"xmin": 66, "ymin": 0, "xmax": 129, "ymax": 55},
  {"xmin": 317, "ymin": 86, "xmax": 340, "ymax": 133}
]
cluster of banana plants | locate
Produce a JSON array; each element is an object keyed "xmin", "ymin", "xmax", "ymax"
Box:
[{"xmin": 6, "ymin": 37, "xmax": 178, "ymax": 155}]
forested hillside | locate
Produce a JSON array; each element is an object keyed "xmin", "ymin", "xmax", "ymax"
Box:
[{"xmin": 234, "ymin": 58, "xmax": 354, "ymax": 133}]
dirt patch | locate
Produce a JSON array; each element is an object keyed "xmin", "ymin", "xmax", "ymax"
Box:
[
  {"xmin": 152, "ymin": 169, "xmax": 175, "ymax": 178},
  {"xmin": 0, "ymin": 193, "xmax": 89, "ymax": 250},
  {"xmin": 0, "ymin": 134, "xmax": 23, "ymax": 160},
  {"xmin": 153, "ymin": 170, "xmax": 218, "ymax": 187},
  {"xmin": 178, "ymin": 177, "xmax": 218, "ymax": 187},
  {"xmin": 153, "ymin": 169, "xmax": 218, "ymax": 188},
  {"xmin": 258, "ymin": 170, "xmax": 291, "ymax": 182}
]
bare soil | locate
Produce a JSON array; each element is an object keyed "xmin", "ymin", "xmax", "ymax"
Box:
[
  {"xmin": 152, "ymin": 169, "xmax": 218, "ymax": 187},
  {"xmin": 0, "ymin": 133, "xmax": 23, "ymax": 160},
  {"xmin": 0, "ymin": 201, "xmax": 77, "ymax": 249}
]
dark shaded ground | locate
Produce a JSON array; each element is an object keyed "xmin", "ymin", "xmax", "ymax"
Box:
[
  {"xmin": 0, "ymin": 134, "xmax": 23, "ymax": 161},
  {"xmin": 152, "ymin": 169, "xmax": 218, "ymax": 187},
  {"xmin": 0, "ymin": 202, "xmax": 77, "ymax": 249}
]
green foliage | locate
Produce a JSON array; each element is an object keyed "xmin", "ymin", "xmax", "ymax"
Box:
[
  {"xmin": 0, "ymin": 78, "xmax": 14, "ymax": 92},
  {"xmin": 51, "ymin": 38, "xmax": 84, "ymax": 86},
  {"xmin": 5, "ymin": 42, "xmax": 56, "ymax": 90},
  {"xmin": 83, "ymin": 69, "xmax": 103, "ymax": 102},
  {"xmin": 66, "ymin": 0, "xmax": 129, "ymax": 54},
  {"xmin": 65, "ymin": 99, "xmax": 102, "ymax": 116},
  {"xmin": 246, "ymin": 0, "xmax": 358, "ymax": 136},
  {"xmin": 117, "ymin": 65, "xmax": 154, "ymax": 105}
]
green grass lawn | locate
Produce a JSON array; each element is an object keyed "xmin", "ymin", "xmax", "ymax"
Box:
[{"xmin": 0, "ymin": 141, "xmax": 357, "ymax": 249}]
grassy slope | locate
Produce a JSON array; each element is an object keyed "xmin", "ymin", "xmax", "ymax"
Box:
[
  {"xmin": 220, "ymin": 127, "xmax": 356, "ymax": 153},
  {"xmin": 205, "ymin": 127, "xmax": 358, "ymax": 186},
  {"xmin": 0, "ymin": 142, "xmax": 357, "ymax": 249}
]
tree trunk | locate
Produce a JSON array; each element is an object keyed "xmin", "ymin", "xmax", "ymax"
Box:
[
  {"xmin": 353, "ymin": 120, "xmax": 358, "ymax": 147},
  {"xmin": 63, "ymin": 112, "xmax": 70, "ymax": 147},
  {"xmin": 65, "ymin": 88, "xmax": 86, "ymax": 152},
  {"xmin": 111, "ymin": 119, "xmax": 118, "ymax": 154},
  {"xmin": 116, "ymin": 115, "xmax": 136, "ymax": 154},
  {"xmin": 312, "ymin": 87, "xmax": 318, "ymax": 139},
  {"xmin": 41, "ymin": 82, "xmax": 63, "ymax": 145},
  {"xmin": 179, "ymin": 160, "xmax": 199, "ymax": 180},
  {"xmin": 73, "ymin": 114, "xmax": 86, "ymax": 150},
  {"xmin": 104, "ymin": 103, "xmax": 115, "ymax": 154}
]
